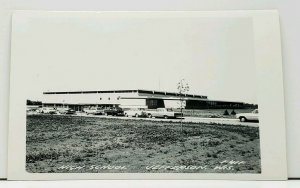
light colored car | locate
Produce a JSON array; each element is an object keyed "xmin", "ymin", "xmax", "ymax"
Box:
[
  {"xmin": 124, "ymin": 109, "xmax": 147, "ymax": 118},
  {"xmin": 146, "ymin": 108, "xmax": 183, "ymax": 119},
  {"xmin": 40, "ymin": 107, "xmax": 56, "ymax": 114},
  {"xmin": 83, "ymin": 107, "xmax": 104, "ymax": 115},
  {"xmin": 26, "ymin": 105, "xmax": 40, "ymax": 112},
  {"xmin": 236, "ymin": 109, "xmax": 259, "ymax": 122},
  {"xmin": 56, "ymin": 107, "xmax": 76, "ymax": 115}
]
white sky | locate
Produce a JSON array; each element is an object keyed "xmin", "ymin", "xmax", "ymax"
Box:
[{"xmin": 13, "ymin": 12, "xmax": 257, "ymax": 104}]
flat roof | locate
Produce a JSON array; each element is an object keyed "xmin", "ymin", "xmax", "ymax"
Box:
[{"xmin": 43, "ymin": 89, "xmax": 208, "ymax": 99}]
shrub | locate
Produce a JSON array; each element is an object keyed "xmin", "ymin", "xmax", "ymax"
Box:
[
  {"xmin": 223, "ymin": 110, "xmax": 229, "ymax": 115},
  {"xmin": 231, "ymin": 110, "xmax": 236, "ymax": 115}
]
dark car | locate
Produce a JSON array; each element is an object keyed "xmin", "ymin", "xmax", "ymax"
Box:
[{"xmin": 104, "ymin": 107, "xmax": 124, "ymax": 116}]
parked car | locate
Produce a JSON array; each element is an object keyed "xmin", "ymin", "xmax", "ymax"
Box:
[
  {"xmin": 104, "ymin": 107, "xmax": 124, "ymax": 116},
  {"xmin": 146, "ymin": 108, "xmax": 183, "ymax": 119},
  {"xmin": 124, "ymin": 109, "xmax": 147, "ymax": 118},
  {"xmin": 40, "ymin": 107, "xmax": 56, "ymax": 114},
  {"xmin": 56, "ymin": 107, "xmax": 76, "ymax": 115},
  {"xmin": 236, "ymin": 109, "xmax": 259, "ymax": 122},
  {"xmin": 83, "ymin": 107, "xmax": 104, "ymax": 115},
  {"xmin": 26, "ymin": 105, "xmax": 40, "ymax": 112}
]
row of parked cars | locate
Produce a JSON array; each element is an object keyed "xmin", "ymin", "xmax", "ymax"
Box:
[
  {"xmin": 30, "ymin": 106, "xmax": 183, "ymax": 119},
  {"xmin": 28, "ymin": 106, "xmax": 259, "ymax": 122},
  {"xmin": 83, "ymin": 107, "xmax": 124, "ymax": 116},
  {"xmin": 84, "ymin": 107, "xmax": 183, "ymax": 119},
  {"xmin": 125, "ymin": 108, "xmax": 183, "ymax": 119},
  {"xmin": 36, "ymin": 107, "xmax": 76, "ymax": 115}
]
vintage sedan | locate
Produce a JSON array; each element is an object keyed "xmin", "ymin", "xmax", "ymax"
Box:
[
  {"xmin": 236, "ymin": 109, "xmax": 259, "ymax": 122},
  {"xmin": 83, "ymin": 107, "xmax": 105, "ymax": 115},
  {"xmin": 39, "ymin": 107, "xmax": 57, "ymax": 114},
  {"xmin": 104, "ymin": 107, "xmax": 124, "ymax": 116},
  {"xmin": 56, "ymin": 107, "xmax": 76, "ymax": 115},
  {"xmin": 146, "ymin": 108, "xmax": 183, "ymax": 119},
  {"xmin": 124, "ymin": 109, "xmax": 147, "ymax": 118}
]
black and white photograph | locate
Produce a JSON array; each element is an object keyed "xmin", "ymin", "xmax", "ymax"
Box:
[
  {"xmin": 8, "ymin": 11, "xmax": 287, "ymax": 180},
  {"xmin": 22, "ymin": 11, "xmax": 261, "ymax": 174}
]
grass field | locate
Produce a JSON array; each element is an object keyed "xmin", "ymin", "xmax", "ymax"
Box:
[{"xmin": 26, "ymin": 114, "xmax": 261, "ymax": 173}]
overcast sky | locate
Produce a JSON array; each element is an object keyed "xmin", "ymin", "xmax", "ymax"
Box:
[{"xmin": 13, "ymin": 12, "xmax": 257, "ymax": 104}]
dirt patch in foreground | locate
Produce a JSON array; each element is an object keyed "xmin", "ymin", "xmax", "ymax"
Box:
[{"xmin": 26, "ymin": 115, "xmax": 261, "ymax": 173}]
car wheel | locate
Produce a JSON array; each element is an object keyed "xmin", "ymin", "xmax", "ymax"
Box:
[
  {"xmin": 164, "ymin": 115, "xmax": 168, "ymax": 119},
  {"xmin": 240, "ymin": 117, "xmax": 247, "ymax": 122},
  {"xmin": 148, "ymin": 114, "xmax": 152, "ymax": 118}
]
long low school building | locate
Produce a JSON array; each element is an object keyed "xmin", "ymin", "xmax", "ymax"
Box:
[{"xmin": 41, "ymin": 89, "xmax": 252, "ymax": 111}]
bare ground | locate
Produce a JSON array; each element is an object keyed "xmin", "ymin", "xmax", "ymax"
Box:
[{"xmin": 26, "ymin": 114, "xmax": 261, "ymax": 173}]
